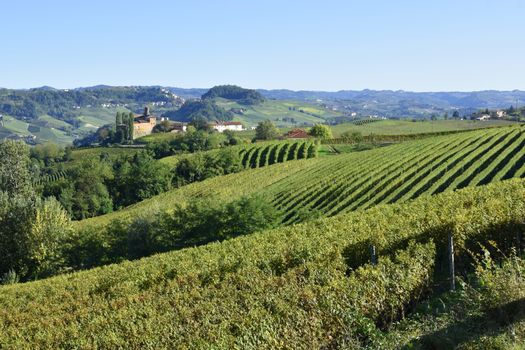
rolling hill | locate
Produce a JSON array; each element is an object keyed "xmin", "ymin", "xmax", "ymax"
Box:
[
  {"xmin": 77, "ymin": 124, "xmax": 525, "ymax": 230},
  {"xmin": 2, "ymin": 177, "xmax": 525, "ymax": 348}
]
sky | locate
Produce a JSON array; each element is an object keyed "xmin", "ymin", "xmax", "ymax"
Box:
[{"xmin": 1, "ymin": 0, "xmax": 524, "ymax": 91}]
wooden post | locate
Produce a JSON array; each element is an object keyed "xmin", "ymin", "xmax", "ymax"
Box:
[
  {"xmin": 448, "ymin": 232, "xmax": 455, "ymax": 291},
  {"xmin": 370, "ymin": 245, "xmax": 377, "ymax": 266}
]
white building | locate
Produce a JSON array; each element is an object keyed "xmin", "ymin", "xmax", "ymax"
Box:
[{"xmin": 211, "ymin": 121, "xmax": 244, "ymax": 132}]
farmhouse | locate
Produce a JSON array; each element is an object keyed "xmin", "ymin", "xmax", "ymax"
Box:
[
  {"xmin": 170, "ymin": 123, "xmax": 188, "ymax": 133},
  {"xmin": 133, "ymin": 107, "xmax": 157, "ymax": 138},
  {"xmin": 285, "ymin": 128, "xmax": 309, "ymax": 139},
  {"xmin": 210, "ymin": 121, "xmax": 244, "ymax": 132}
]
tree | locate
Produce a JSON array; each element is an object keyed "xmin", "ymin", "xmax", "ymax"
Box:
[
  {"xmin": 430, "ymin": 114, "xmax": 438, "ymax": 121},
  {"xmin": 308, "ymin": 124, "xmax": 333, "ymax": 139},
  {"xmin": 27, "ymin": 198, "xmax": 72, "ymax": 278},
  {"xmin": 110, "ymin": 152, "xmax": 172, "ymax": 208},
  {"xmin": 452, "ymin": 111, "xmax": 460, "ymax": 119},
  {"xmin": 54, "ymin": 158, "xmax": 114, "ymax": 219},
  {"xmin": 255, "ymin": 120, "xmax": 279, "ymax": 140},
  {"xmin": 189, "ymin": 116, "xmax": 212, "ymax": 131},
  {"xmin": 115, "ymin": 111, "xmax": 122, "ymax": 126},
  {"xmin": 0, "ymin": 141, "xmax": 73, "ymax": 281},
  {"xmin": 341, "ymin": 131, "xmax": 363, "ymax": 143},
  {"xmin": 127, "ymin": 112, "xmax": 134, "ymax": 141},
  {"xmin": 0, "ymin": 140, "xmax": 33, "ymax": 196}
]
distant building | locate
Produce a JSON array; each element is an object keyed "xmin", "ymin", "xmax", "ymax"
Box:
[
  {"xmin": 210, "ymin": 121, "xmax": 244, "ymax": 132},
  {"xmin": 285, "ymin": 128, "xmax": 310, "ymax": 139},
  {"xmin": 170, "ymin": 123, "xmax": 187, "ymax": 133},
  {"xmin": 496, "ymin": 110, "xmax": 506, "ymax": 118},
  {"xmin": 476, "ymin": 114, "xmax": 491, "ymax": 121},
  {"xmin": 133, "ymin": 107, "xmax": 157, "ymax": 138}
]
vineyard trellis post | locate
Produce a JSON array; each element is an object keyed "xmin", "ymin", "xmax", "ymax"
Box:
[
  {"xmin": 370, "ymin": 245, "xmax": 377, "ymax": 266},
  {"xmin": 448, "ymin": 232, "xmax": 455, "ymax": 291}
]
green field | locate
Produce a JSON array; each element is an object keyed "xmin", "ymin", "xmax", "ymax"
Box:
[
  {"xmin": 330, "ymin": 119, "xmax": 518, "ymax": 137},
  {"xmin": 1, "ymin": 115, "xmax": 31, "ymax": 135},
  {"xmin": 2, "ymin": 178, "xmax": 524, "ymax": 348},
  {"xmin": 76, "ymin": 107, "xmax": 129, "ymax": 131},
  {"xmin": 77, "ymin": 125, "xmax": 525, "ymax": 230}
]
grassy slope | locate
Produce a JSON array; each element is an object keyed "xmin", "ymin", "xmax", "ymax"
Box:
[
  {"xmin": 330, "ymin": 119, "xmax": 519, "ymax": 137},
  {"xmin": 215, "ymin": 98, "xmax": 335, "ymax": 127},
  {"xmin": 2, "ymin": 179, "xmax": 525, "ymax": 348},
  {"xmin": 77, "ymin": 125, "xmax": 525, "ymax": 230},
  {"xmin": 1, "ymin": 107, "xmax": 130, "ymax": 144}
]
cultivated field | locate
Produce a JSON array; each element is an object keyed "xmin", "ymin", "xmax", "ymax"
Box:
[{"xmin": 77, "ymin": 125, "xmax": 525, "ymax": 229}]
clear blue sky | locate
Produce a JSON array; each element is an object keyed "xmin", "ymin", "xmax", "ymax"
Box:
[{"xmin": 2, "ymin": 0, "xmax": 524, "ymax": 91}]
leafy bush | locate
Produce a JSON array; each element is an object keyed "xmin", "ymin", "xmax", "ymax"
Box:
[{"xmin": 69, "ymin": 195, "xmax": 279, "ymax": 269}]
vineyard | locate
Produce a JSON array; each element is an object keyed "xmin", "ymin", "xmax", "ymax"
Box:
[
  {"xmin": 2, "ymin": 178, "xmax": 525, "ymax": 348},
  {"xmin": 78, "ymin": 125, "xmax": 525, "ymax": 230},
  {"xmin": 159, "ymin": 140, "xmax": 318, "ymax": 170}
]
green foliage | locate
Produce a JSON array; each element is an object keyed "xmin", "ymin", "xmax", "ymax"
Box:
[
  {"xmin": 0, "ymin": 141, "xmax": 73, "ymax": 281},
  {"xmin": 0, "ymin": 191, "xmax": 36, "ymax": 279},
  {"xmin": 255, "ymin": 119, "xmax": 279, "ymax": 140},
  {"xmin": 127, "ymin": 112, "xmax": 134, "ymax": 141},
  {"xmin": 71, "ymin": 195, "xmax": 279, "ymax": 269},
  {"xmin": 0, "ymin": 140, "xmax": 33, "ymax": 196},
  {"xmin": 27, "ymin": 198, "xmax": 73, "ymax": 279},
  {"xmin": 173, "ymin": 147, "xmax": 243, "ymax": 185},
  {"xmin": 46, "ymin": 158, "xmax": 114, "ymax": 219},
  {"xmin": 201, "ymin": 85, "xmax": 265, "ymax": 105},
  {"xmin": 341, "ymin": 130, "xmax": 364, "ymax": 143},
  {"xmin": 110, "ymin": 152, "xmax": 172, "ymax": 208},
  {"xmin": 0, "ymin": 269, "xmax": 19, "ymax": 285},
  {"xmin": 308, "ymin": 124, "xmax": 333, "ymax": 139}
]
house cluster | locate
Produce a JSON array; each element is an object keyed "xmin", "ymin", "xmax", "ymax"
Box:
[
  {"xmin": 475, "ymin": 110, "xmax": 506, "ymax": 121},
  {"xmin": 170, "ymin": 121, "xmax": 245, "ymax": 133},
  {"xmin": 129, "ymin": 107, "xmax": 247, "ymax": 138}
]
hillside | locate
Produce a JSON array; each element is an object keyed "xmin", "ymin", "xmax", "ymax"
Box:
[
  {"xmin": 330, "ymin": 119, "xmax": 518, "ymax": 137},
  {"xmin": 77, "ymin": 125, "xmax": 525, "ymax": 230},
  {"xmin": 2, "ymin": 178, "xmax": 525, "ymax": 348},
  {"xmin": 258, "ymin": 88, "xmax": 525, "ymax": 119},
  {"xmin": 0, "ymin": 86, "xmax": 183, "ymax": 144},
  {"xmin": 3, "ymin": 85, "xmax": 523, "ymax": 144},
  {"xmin": 202, "ymin": 85, "xmax": 265, "ymax": 105},
  {"xmin": 214, "ymin": 98, "xmax": 339, "ymax": 127}
]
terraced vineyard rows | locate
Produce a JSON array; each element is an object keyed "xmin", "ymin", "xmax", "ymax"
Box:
[
  {"xmin": 238, "ymin": 140, "xmax": 316, "ymax": 168},
  {"xmin": 160, "ymin": 140, "xmax": 317, "ymax": 170},
  {"xmin": 271, "ymin": 125, "xmax": 525, "ymax": 223},
  {"xmin": 79, "ymin": 125, "xmax": 525, "ymax": 230}
]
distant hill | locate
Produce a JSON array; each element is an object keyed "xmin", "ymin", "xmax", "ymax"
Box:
[
  {"xmin": 202, "ymin": 85, "xmax": 265, "ymax": 105},
  {"xmin": 161, "ymin": 99, "xmax": 231, "ymax": 122},
  {"xmin": 0, "ymin": 86, "xmax": 184, "ymax": 144},
  {"xmin": 1, "ymin": 84, "xmax": 524, "ymax": 144}
]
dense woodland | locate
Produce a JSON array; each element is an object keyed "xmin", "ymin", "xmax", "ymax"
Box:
[{"xmin": 201, "ymin": 85, "xmax": 266, "ymax": 105}]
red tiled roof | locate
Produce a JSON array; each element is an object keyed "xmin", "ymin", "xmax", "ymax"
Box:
[{"xmin": 286, "ymin": 129, "xmax": 309, "ymax": 138}]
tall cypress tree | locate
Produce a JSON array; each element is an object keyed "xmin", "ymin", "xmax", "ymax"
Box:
[
  {"xmin": 116, "ymin": 112, "xmax": 122, "ymax": 126},
  {"xmin": 128, "ymin": 112, "xmax": 134, "ymax": 141}
]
